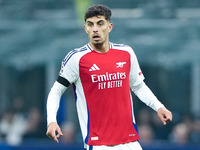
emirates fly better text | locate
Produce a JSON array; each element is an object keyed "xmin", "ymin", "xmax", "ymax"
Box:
[{"xmin": 91, "ymin": 72, "xmax": 126, "ymax": 89}]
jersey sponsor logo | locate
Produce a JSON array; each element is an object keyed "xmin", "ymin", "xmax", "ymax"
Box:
[
  {"xmin": 91, "ymin": 72, "xmax": 126, "ymax": 83},
  {"xmin": 91, "ymin": 72, "xmax": 126, "ymax": 89},
  {"xmin": 89, "ymin": 64, "xmax": 100, "ymax": 71},
  {"xmin": 116, "ymin": 62, "xmax": 126, "ymax": 68}
]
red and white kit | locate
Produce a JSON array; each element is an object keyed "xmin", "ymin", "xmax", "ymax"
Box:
[
  {"xmin": 59, "ymin": 43, "xmax": 143, "ymax": 145},
  {"xmin": 47, "ymin": 42, "xmax": 164, "ymax": 147}
]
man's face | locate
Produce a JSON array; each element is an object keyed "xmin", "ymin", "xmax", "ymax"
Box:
[{"xmin": 84, "ymin": 15, "xmax": 113, "ymax": 45}]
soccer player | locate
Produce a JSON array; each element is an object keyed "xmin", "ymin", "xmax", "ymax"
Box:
[{"xmin": 46, "ymin": 4, "xmax": 172, "ymax": 150}]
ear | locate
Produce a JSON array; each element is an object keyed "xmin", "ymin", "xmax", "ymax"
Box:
[
  {"xmin": 108, "ymin": 23, "xmax": 113, "ymax": 33},
  {"xmin": 84, "ymin": 24, "xmax": 88, "ymax": 34}
]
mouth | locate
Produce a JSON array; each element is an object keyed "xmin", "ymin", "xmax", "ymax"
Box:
[{"xmin": 92, "ymin": 35, "xmax": 101, "ymax": 41}]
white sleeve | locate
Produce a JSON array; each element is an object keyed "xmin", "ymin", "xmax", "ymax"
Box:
[
  {"xmin": 59, "ymin": 51, "xmax": 79, "ymax": 84},
  {"xmin": 46, "ymin": 81, "xmax": 67, "ymax": 125},
  {"xmin": 132, "ymin": 81, "xmax": 165, "ymax": 111},
  {"xmin": 128, "ymin": 46, "xmax": 145, "ymax": 87}
]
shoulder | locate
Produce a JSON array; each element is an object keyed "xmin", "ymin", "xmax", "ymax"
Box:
[
  {"xmin": 62, "ymin": 44, "xmax": 92, "ymax": 66},
  {"xmin": 110, "ymin": 42, "xmax": 134, "ymax": 53},
  {"xmin": 110, "ymin": 42, "xmax": 139, "ymax": 61}
]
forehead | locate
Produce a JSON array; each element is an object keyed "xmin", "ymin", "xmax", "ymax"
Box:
[{"xmin": 86, "ymin": 15, "xmax": 107, "ymax": 23}]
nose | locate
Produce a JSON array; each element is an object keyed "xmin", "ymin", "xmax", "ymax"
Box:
[{"xmin": 93, "ymin": 24, "xmax": 98, "ymax": 33}]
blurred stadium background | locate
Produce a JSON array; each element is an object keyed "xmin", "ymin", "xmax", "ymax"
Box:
[{"xmin": 0, "ymin": 0, "xmax": 200, "ymax": 149}]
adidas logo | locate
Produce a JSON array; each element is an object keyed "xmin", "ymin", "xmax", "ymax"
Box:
[{"xmin": 89, "ymin": 64, "xmax": 100, "ymax": 71}]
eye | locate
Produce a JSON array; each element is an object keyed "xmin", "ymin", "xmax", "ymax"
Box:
[
  {"xmin": 87, "ymin": 22, "xmax": 93, "ymax": 27},
  {"xmin": 98, "ymin": 21, "xmax": 104, "ymax": 26}
]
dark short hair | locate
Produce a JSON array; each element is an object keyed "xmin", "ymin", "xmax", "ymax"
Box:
[{"xmin": 84, "ymin": 4, "xmax": 112, "ymax": 22}]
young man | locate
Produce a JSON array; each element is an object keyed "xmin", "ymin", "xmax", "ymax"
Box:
[{"xmin": 46, "ymin": 4, "xmax": 172, "ymax": 150}]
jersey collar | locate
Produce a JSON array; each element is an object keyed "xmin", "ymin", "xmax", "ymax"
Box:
[{"xmin": 87, "ymin": 42, "xmax": 113, "ymax": 51}]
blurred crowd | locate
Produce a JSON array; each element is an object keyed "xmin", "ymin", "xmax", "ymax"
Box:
[
  {"xmin": 1, "ymin": 97, "xmax": 200, "ymax": 147},
  {"xmin": 0, "ymin": 97, "xmax": 48, "ymax": 145},
  {"xmin": 137, "ymin": 107, "xmax": 200, "ymax": 146},
  {"xmin": 0, "ymin": 96, "xmax": 81, "ymax": 146}
]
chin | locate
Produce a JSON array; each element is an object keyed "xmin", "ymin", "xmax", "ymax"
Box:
[{"xmin": 92, "ymin": 41, "xmax": 103, "ymax": 45}]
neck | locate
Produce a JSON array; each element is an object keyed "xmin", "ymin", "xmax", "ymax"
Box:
[{"xmin": 89, "ymin": 41, "xmax": 110, "ymax": 53}]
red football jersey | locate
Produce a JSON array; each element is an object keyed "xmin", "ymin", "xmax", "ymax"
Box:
[{"xmin": 59, "ymin": 43, "xmax": 144, "ymax": 145}]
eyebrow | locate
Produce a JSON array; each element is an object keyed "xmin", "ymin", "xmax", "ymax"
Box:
[
  {"xmin": 86, "ymin": 20, "xmax": 93, "ymax": 24},
  {"xmin": 86, "ymin": 19, "xmax": 105, "ymax": 24},
  {"xmin": 97, "ymin": 20, "xmax": 104, "ymax": 23}
]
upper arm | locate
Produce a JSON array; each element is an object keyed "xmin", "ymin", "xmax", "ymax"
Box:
[
  {"xmin": 128, "ymin": 47, "xmax": 144, "ymax": 88},
  {"xmin": 58, "ymin": 52, "xmax": 79, "ymax": 84},
  {"xmin": 57, "ymin": 76, "xmax": 71, "ymax": 87}
]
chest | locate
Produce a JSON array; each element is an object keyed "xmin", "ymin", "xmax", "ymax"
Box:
[{"xmin": 79, "ymin": 49, "xmax": 131, "ymax": 75}]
